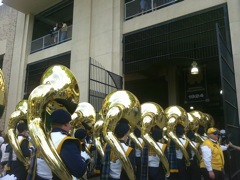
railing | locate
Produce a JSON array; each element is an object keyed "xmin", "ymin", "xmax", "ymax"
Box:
[
  {"xmin": 125, "ymin": 0, "xmax": 179, "ymax": 20},
  {"xmin": 31, "ymin": 25, "xmax": 72, "ymax": 53}
]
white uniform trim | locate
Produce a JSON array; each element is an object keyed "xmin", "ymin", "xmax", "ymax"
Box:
[
  {"xmin": 36, "ymin": 158, "xmax": 53, "ymax": 179},
  {"xmin": 148, "ymin": 142, "xmax": 164, "ymax": 167},
  {"xmin": 51, "ymin": 132, "xmax": 67, "ymax": 149},
  {"xmin": 135, "ymin": 138, "xmax": 143, "ymax": 157},
  {"xmin": 176, "ymin": 138, "xmax": 187, "ymax": 159},
  {"xmin": 109, "ymin": 143, "xmax": 130, "ymax": 179}
]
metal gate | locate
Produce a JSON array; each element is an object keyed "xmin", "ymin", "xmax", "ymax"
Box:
[
  {"xmin": 89, "ymin": 57, "xmax": 123, "ymax": 114},
  {"xmin": 216, "ymin": 24, "xmax": 240, "ymax": 180}
]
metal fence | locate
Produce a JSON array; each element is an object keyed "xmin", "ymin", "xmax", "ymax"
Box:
[
  {"xmin": 125, "ymin": 0, "xmax": 179, "ymax": 20},
  {"xmin": 31, "ymin": 25, "xmax": 72, "ymax": 53},
  {"xmin": 89, "ymin": 57, "xmax": 123, "ymax": 115}
]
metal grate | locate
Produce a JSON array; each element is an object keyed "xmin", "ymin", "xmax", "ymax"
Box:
[
  {"xmin": 217, "ymin": 23, "xmax": 240, "ymax": 180},
  {"xmin": 123, "ymin": 6, "xmax": 226, "ymax": 74},
  {"xmin": 89, "ymin": 57, "xmax": 123, "ymax": 115}
]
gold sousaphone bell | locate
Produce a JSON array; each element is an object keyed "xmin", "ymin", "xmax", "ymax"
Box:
[
  {"xmin": 101, "ymin": 90, "xmax": 141, "ymax": 180},
  {"xmin": 141, "ymin": 102, "xmax": 170, "ymax": 177},
  {"xmin": 27, "ymin": 65, "xmax": 79, "ymax": 179},
  {"xmin": 8, "ymin": 100, "xmax": 30, "ymax": 169},
  {"xmin": 0, "ymin": 69, "xmax": 5, "ymax": 117},
  {"xmin": 165, "ymin": 106, "xmax": 191, "ymax": 166}
]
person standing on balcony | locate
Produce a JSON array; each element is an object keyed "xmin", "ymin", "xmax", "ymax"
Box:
[
  {"xmin": 140, "ymin": 0, "xmax": 148, "ymax": 14},
  {"xmin": 60, "ymin": 22, "xmax": 67, "ymax": 42},
  {"xmin": 51, "ymin": 22, "xmax": 61, "ymax": 44}
]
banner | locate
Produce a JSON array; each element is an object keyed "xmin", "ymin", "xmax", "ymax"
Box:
[{"xmin": 184, "ymin": 66, "xmax": 208, "ymax": 103}]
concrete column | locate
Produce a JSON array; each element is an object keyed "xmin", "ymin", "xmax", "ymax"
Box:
[
  {"xmin": 5, "ymin": 13, "xmax": 34, "ymax": 129},
  {"xmin": 71, "ymin": 0, "xmax": 123, "ymax": 102},
  {"xmin": 71, "ymin": 0, "xmax": 91, "ymax": 102}
]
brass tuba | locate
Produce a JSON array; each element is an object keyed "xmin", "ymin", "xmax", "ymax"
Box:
[
  {"xmin": 164, "ymin": 106, "xmax": 190, "ymax": 166},
  {"xmin": 0, "ymin": 69, "xmax": 6, "ymax": 117},
  {"xmin": 184, "ymin": 112, "xmax": 202, "ymax": 162},
  {"xmin": 27, "ymin": 65, "xmax": 79, "ymax": 179},
  {"xmin": 141, "ymin": 102, "xmax": 170, "ymax": 177},
  {"xmin": 70, "ymin": 102, "xmax": 96, "ymax": 156},
  {"xmin": 204, "ymin": 113, "xmax": 215, "ymax": 129},
  {"xmin": 93, "ymin": 110, "xmax": 105, "ymax": 157},
  {"xmin": 190, "ymin": 110, "xmax": 208, "ymax": 143},
  {"xmin": 101, "ymin": 90, "xmax": 141, "ymax": 180},
  {"xmin": 8, "ymin": 100, "xmax": 30, "ymax": 168},
  {"xmin": 70, "ymin": 102, "xmax": 96, "ymax": 134}
]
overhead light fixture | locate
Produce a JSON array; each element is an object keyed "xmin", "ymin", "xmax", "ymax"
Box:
[
  {"xmin": 220, "ymin": 90, "xmax": 223, "ymax": 95},
  {"xmin": 191, "ymin": 61, "xmax": 199, "ymax": 75}
]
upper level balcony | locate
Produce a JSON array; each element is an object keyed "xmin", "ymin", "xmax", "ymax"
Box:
[
  {"xmin": 31, "ymin": 25, "xmax": 72, "ymax": 53},
  {"xmin": 125, "ymin": 0, "xmax": 181, "ymax": 20}
]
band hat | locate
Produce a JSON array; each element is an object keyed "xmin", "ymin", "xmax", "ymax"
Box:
[
  {"xmin": 17, "ymin": 122, "xmax": 28, "ymax": 132},
  {"xmin": 207, "ymin": 127, "xmax": 219, "ymax": 134},
  {"xmin": 152, "ymin": 128, "xmax": 162, "ymax": 141},
  {"xmin": 115, "ymin": 121, "xmax": 130, "ymax": 138},
  {"xmin": 50, "ymin": 109, "xmax": 71, "ymax": 124},
  {"xmin": 74, "ymin": 129, "xmax": 87, "ymax": 140}
]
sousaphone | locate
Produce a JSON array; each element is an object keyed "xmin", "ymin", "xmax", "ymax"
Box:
[
  {"xmin": 8, "ymin": 100, "xmax": 30, "ymax": 169},
  {"xmin": 27, "ymin": 65, "xmax": 79, "ymax": 179},
  {"xmin": 141, "ymin": 102, "xmax": 170, "ymax": 177},
  {"xmin": 101, "ymin": 90, "xmax": 141, "ymax": 180}
]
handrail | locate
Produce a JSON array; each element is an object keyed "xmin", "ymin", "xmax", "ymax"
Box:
[
  {"xmin": 125, "ymin": 0, "xmax": 179, "ymax": 20},
  {"xmin": 30, "ymin": 25, "xmax": 72, "ymax": 53}
]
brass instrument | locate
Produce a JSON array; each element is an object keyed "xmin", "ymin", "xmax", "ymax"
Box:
[
  {"xmin": 70, "ymin": 102, "xmax": 96, "ymax": 156},
  {"xmin": 128, "ymin": 127, "xmax": 143, "ymax": 151},
  {"xmin": 162, "ymin": 127, "xmax": 169, "ymax": 142},
  {"xmin": 184, "ymin": 112, "xmax": 201, "ymax": 162},
  {"xmin": 27, "ymin": 65, "xmax": 79, "ymax": 179},
  {"xmin": 93, "ymin": 110, "xmax": 105, "ymax": 157},
  {"xmin": 0, "ymin": 69, "xmax": 6, "ymax": 117},
  {"xmin": 70, "ymin": 102, "xmax": 96, "ymax": 134},
  {"xmin": 8, "ymin": 100, "xmax": 30, "ymax": 168},
  {"xmin": 93, "ymin": 119, "xmax": 105, "ymax": 157},
  {"xmin": 101, "ymin": 90, "xmax": 141, "ymax": 180},
  {"xmin": 190, "ymin": 110, "xmax": 207, "ymax": 143},
  {"xmin": 141, "ymin": 102, "xmax": 170, "ymax": 177},
  {"xmin": 164, "ymin": 106, "xmax": 190, "ymax": 166},
  {"xmin": 204, "ymin": 113, "xmax": 215, "ymax": 129}
]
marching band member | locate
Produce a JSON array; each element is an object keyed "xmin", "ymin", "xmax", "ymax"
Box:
[
  {"xmin": 74, "ymin": 128, "xmax": 95, "ymax": 179},
  {"xmin": 197, "ymin": 125, "xmax": 207, "ymax": 141},
  {"xmin": 186, "ymin": 130, "xmax": 201, "ymax": 180},
  {"xmin": 133, "ymin": 128, "xmax": 142, "ymax": 180},
  {"xmin": 101, "ymin": 119, "xmax": 135, "ymax": 180},
  {"xmin": 148, "ymin": 128, "xmax": 167, "ymax": 180},
  {"xmin": 1, "ymin": 133, "xmax": 10, "ymax": 177},
  {"xmin": 6, "ymin": 123, "xmax": 32, "ymax": 179},
  {"xmin": 74, "ymin": 129, "xmax": 91, "ymax": 162},
  {"xmin": 168, "ymin": 124, "xmax": 192, "ymax": 180},
  {"xmin": 50, "ymin": 109, "xmax": 87, "ymax": 180}
]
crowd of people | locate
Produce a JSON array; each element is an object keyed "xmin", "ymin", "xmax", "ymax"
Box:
[{"xmin": 0, "ymin": 109, "xmax": 240, "ymax": 180}]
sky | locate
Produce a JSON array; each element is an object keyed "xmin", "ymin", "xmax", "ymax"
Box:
[{"xmin": 0, "ymin": 0, "xmax": 2, "ymax": 6}]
